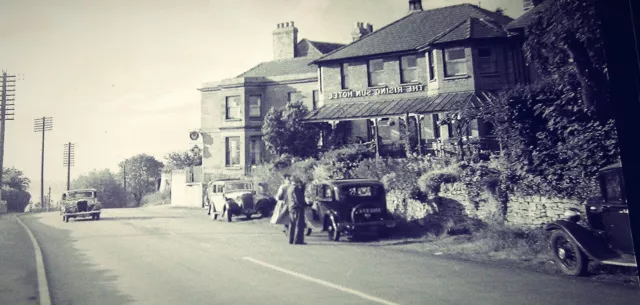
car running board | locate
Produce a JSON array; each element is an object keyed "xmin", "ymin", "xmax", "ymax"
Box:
[{"xmin": 601, "ymin": 255, "xmax": 638, "ymax": 267}]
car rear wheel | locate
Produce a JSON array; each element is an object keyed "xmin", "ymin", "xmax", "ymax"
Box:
[
  {"xmin": 550, "ymin": 230, "xmax": 588, "ymax": 276},
  {"xmin": 327, "ymin": 218, "xmax": 340, "ymax": 241}
]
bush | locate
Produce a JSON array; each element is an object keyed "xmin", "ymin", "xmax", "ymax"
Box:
[
  {"xmin": 249, "ymin": 163, "xmax": 284, "ymax": 198},
  {"xmin": 141, "ymin": 189, "xmax": 171, "ymax": 206},
  {"xmin": 350, "ymin": 157, "xmax": 395, "ymax": 180},
  {"xmin": 418, "ymin": 167, "xmax": 460, "ymax": 197}
]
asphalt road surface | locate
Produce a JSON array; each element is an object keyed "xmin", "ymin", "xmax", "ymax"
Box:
[{"xmin": 18, "ymin": 205, "xmax": 640, "ymax": 305}]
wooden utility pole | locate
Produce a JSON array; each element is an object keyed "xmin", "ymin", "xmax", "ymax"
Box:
[
  {"xmin": 63, "ymin": 143, "xmax": 75, "ymax": 190},
  {"xmin": 34, "ymin": 117, "xmax": 53, "ymax": 209},
  {"xmin": 47, "ymin": 186, "xmax": 51, "ymax": 211},
  {"xmin": 0, "ymin": 71, "xmax": 16, "ymax": 206},
  {"xmin": 122, "ymin": 162, "xmax": 127, "ymax": 207}
]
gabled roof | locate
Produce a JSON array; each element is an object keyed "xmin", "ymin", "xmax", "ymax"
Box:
[
  {"xmin": 426, "ymin": 17, "xmax": 510, "ymax": 46},
  {"xmin": 236, "ymin": 39, "xmax": 344, "ymax": 78},
  {"xmin": 506, "ymin": 0, "xmax": 553, "ymax": 30},
  {"xmin": 312, "ymin": 4, "xmax": 513, "ymax": 64}
]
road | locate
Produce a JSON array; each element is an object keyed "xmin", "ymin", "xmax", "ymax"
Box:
[{"xmin": 18, "ymin": 205, "xmax": 640, "ymax": 305}]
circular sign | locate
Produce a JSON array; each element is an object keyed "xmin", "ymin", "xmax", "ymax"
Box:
[{"xmin": 189, "ymin": 131, "xmax": 200, "ymax": 141}]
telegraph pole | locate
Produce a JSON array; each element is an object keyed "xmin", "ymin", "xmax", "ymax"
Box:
[
  {"xmin": 0, "ymin": 71, "xmax": 16, "ymax": 205},
  {"xmin": 48, "ymin": 186, "xmax": 51, "ymax": 211},
  {"xmin": 34, "ymin": 117, "xmax": 53, "ymax": 210},
  {"xmin": 63, "ymin": 143, "xmax": 75, "ymax": 190},
  {"xmin": 122, "ymin": 162, "xmax": 127, "ymax": 207}
]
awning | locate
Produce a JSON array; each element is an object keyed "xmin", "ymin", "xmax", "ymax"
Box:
[{"xmin": 304, "ymin": 91, "xmax": 496, "ymax": 122}]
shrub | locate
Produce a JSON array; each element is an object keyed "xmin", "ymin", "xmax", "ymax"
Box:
[
  {"xmin": 418, "ymin": 167, "xmax": 460, "ymax": 197},
  {"xmin": 350, "ymin": 157, "xmax": 395, "ymax": 180},
  {"xmin": 249, "ymin": 163, "xmax": 284, "ymax": 197},
  {"xmin": 141, "ymin": 189, "xmax": 171, "ymax": 206}
]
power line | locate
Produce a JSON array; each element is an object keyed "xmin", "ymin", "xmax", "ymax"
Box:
[
  {"xmin": 34, "ymin": 116, "xmax": 53, "ymax": 210},
  {"xmin": 63, "ymin": 143, "xmax": 75, "ymax": 191}
]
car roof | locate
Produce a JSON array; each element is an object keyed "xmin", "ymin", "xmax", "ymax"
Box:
[
  {"xmin": 65, "ymin": 188, "xmax": 97, "ymax": 193},
  {"xmin": 322, "ymin": 179, "xmax": 384, "ymax": 186},
  {"xmin": 210, "ymin": 179, "xmax": 252, "ymax": 184},
  {"xmin": 599, "ymin": 162, "xmax": 622, "ymax": 172}
]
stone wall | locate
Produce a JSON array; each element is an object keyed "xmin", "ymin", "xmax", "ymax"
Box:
[{"xmin": 435, "ymin": 182, "xmax": 582, "ymax": 228}]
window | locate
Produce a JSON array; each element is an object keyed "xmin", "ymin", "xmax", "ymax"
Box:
[
  {"xmin": 312, "ymin": 90, "xmax": 320, "ymax": 110},
  {"xmin": 249, "ymin": 137, "xmax": 262, "ymax": 165},
  {"xmin": 341, "ymin": 63, "xmax": 351, "ymax": 89},
  {"xmin": 476, "ymin": 48, "xmax": 497, "ymax": 74},
  {"xmin": 428, "ymin": 51, "xmax": 436, "ymax": 81},
  {"xmin": 225, "ymin": 137, "xmax": 241, "ymax": 166},
  {"xmin": 602, "ymin": 172, "xmax": 624, "ymax": 203},
  {"xmin": 288, "ymin": 91, "xmax": 303, "ymax": 103},
  {"xmin": 443, "ymin": 48, "xmax": 467, "ymax": 77},
  {"xmin": 225, "ymin": 96, "xmax": 241, "ymax": 120},
  {"xmin": 400, "ymin": 55, "xmax": 418, "ymax": 83},
  {"xmin": 368, "ymin": 58, "xmax": 385, "ymax": 86},
  {"xmin": 248, "ymin": 95, "xmax": 261, "ymax": 118}
]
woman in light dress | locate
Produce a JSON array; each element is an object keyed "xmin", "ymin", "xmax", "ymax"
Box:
[{"xmin": 270, "ymin": 174, "xmax": 292, "ymax": 233}]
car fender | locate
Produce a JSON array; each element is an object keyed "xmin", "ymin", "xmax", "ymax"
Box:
[
  {"xmin": 226, "ymin": 199, "xmax": 241, "ymax": 211},
  {"xmin": 546, "ymin": 220, "xmax": 619, "ymax": 262}
]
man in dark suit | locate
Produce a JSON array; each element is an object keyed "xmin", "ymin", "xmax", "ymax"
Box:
[{"xmin": 286, "ymin": 176, "xmax": 307, "ymax": 245}]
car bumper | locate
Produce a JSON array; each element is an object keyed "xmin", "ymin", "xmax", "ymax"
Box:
[
  {"xmin": 339, "ymin": 220, "xmax": 396, "ymax": 231},
  {"xmin": 64, "ymin": 211, "xmax": 100, "ymax": 217}
]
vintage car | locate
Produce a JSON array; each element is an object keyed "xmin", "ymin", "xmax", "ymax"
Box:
[
  {"xmin": 546, "ymin": 162, "xmax": 637, "ymax": 276},
  {"xmin": 205, "ymin": 179, "xmax": 273, "ymax": 222},
  {"xmin": 60, "ymin": 188, "xmax": 102, "ymax": 222},
  {"xmin": 309, "ymin": 179, "xmax": 396, "ymax": 241}
]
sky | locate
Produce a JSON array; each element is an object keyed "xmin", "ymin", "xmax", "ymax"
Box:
[{"xmin": 0, "ymin": 0, "xmax": 524, "ymax": 202}]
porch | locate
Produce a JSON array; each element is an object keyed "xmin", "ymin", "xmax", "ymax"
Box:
[{"xmin": 304, "ymin": 91, "xmax": 501, "ymax": 159}]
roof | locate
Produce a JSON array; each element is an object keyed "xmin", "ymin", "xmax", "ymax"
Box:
[
  {"xmin": 428, "ymin": 17, "xmax": 510, "ymax": 45},
  {"xmin": 65, "ymin": 188, "xmax": 97, "ymax": 193},
  {"xmin": 506, "ymin": 0, "xmax": 553, "ymax": 30},
  {"xmin": 237, "ymin": 57, "xmax": 319, "ymax": 78},
  {"xmin": 304, "ymin": 91, "xmax": 495, "ymax": 122},
  {"xmin": 313, "ymin": 4, "xmax": 513, "ymax": 63},
  {"xmin": 237, "ymin": 40, "xmax": 344, "ymax": 78}
]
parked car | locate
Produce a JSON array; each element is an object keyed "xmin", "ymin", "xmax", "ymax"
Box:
[
  {"xmin": 546, "ymin": 162, "xmax": 637, "ymax": 276},
  {"xmin": 60, "ymin": 188, "xmax": 102, "ymax": 222},
  {"xmin": 205, "ymin": 179, "xmax": 273, "ymax": 221},
  {"xmin": 308, "ymin": 179, "xmax": 396, "ymax": 241}
]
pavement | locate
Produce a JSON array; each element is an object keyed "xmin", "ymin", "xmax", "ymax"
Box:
[
  {"xmin": 9, "ymin": 205, "xmax": 640, "ymax": 305},
  {"xmin": 0, "ymin": 213, "xmax": 39, "ymax": 305}
]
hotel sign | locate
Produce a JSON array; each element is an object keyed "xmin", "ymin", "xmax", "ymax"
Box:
[{"xmin": 327, "ymin": 84, "xmax": 425, "ymax": 99}]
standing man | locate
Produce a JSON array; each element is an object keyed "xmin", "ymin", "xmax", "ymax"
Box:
[{"xmin": 286, "ymin": 176, "xmax": 307, "ymax": 245}]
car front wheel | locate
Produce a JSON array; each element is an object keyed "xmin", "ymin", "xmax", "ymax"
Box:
[
  {"xmin": 326, "ymin": 217, "xmax": 340, "ymax": 241},
  {"xmin": 550, "ymin": 230, "xmax": 588, "ymax": 276}
]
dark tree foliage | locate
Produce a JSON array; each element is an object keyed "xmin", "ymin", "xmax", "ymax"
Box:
[
  {"xmin": 262, "ymin": 101, "xmax": 320, "ymax": 159},
  {"xmin": 523, "ymin": 0, "xmax": 611, "ymax": 123},
  {"xmin": 73, "ymin": 169, "xmax": 127, "ymax": 208},
  {"xmin": 1, "ymin": 167, "xmax": 31, "ymax": 212},
  {"xmin": 164, "ymin": 150, "xmax": 202, "ymax": 173},
  {"xmin": 118, "ymin": 154, "xmax": 164, "ymax": 206}
]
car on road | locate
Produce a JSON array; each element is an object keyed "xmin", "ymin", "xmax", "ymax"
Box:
[
  {"xmin": 546, "ymin": 162, "xmax": 637, "ymax": 276},
  {"xmin": 205, "ymin": 179, "xmax": 274, "ymax": 222},
  {"xmin": 60, "ymin": 188, "xmax": 102, "ymax": 222},
  {"xmin": 308, "ymin": 179, "xmax": 396, "ymax": 241}
]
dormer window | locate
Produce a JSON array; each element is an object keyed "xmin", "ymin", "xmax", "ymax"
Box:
[
  {"xmin": 476, "ymin": 48, "xmax": 497, "ymax": 74},
  {"xmin": 368, "ymin": 58, "xmax": 385, "ymax": 86},
  {"xmin": 443, "ymin": 48, "xmax": 467, "ymax": 77}
]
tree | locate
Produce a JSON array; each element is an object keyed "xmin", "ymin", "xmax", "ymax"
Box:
[
  {"xmin": 73, "ymin": 169, "xmax": 126, "ymax": 208},
  {"xmin": 1, "ymin": 167, "xmax": 31, "ymax": 212},
  {"xmin": 163, "ymin": 150, "xmax": 202, "ymax": 172},
  {"xmin": 118, "ymin": 154, "xmax": 164, "ymax": 206},
  {"xmin": 523, "ymin": 0, "xmax": 611, "ymax": 123},
  {"xmin": 262, "ymin": 100, "xmax": 320, "ymax": 159}
]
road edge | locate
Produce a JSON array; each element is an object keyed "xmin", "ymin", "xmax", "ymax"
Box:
[{"xmin": 15, "ymin": 215, "xmax": 52, "ymax": 305}]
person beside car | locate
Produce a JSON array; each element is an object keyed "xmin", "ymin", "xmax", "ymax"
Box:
[
  {"xmin": 286, "ymin": 176, "xmax": 307, "ymax": 245},
  {"xmin": 271, "ymin": 174, "xmax": 291, "ymax": 233}
]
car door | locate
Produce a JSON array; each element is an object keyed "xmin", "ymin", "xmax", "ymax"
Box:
[
  {"xmin": 599, "ymin": 169, "xmax": 635, "ymax": 255},
  {"xmin": 212, "ymin": 184, "xmax": 225, "ymax": 214}
]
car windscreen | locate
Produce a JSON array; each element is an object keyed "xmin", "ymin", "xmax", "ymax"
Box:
[
  {"xmin": 341, "ymin": 185, "xmax": 383, "ymax": 200},
  {"xmin": 67, "ymin": 192, "xmax": 94, "ymax": 199},
  {"xmin": 225, "ymin": 182, "xmax": 252, "ymax": 192}
]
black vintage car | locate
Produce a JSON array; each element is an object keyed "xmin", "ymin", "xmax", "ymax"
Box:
[
  {"xmin": 309, "ymin": 179, "xmax": 396, "ymax": 241},
  {"xmin": 546, "ymin": 162, "xmax": 637, "ymax": 276}
]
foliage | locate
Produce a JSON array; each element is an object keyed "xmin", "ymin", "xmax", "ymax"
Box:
[
  {"xmin": 314, "ymin": 144, "xmax": 376, "ymax": 180},
  {"xmin": 262, "ymin": 100, "xmax": 321, "ymax": 158},
  {"xmin": 457, "ymin": 162, "xmax": 506, "ymax": 212},
  {"xmin": 1, "ymin": 167, "xmax": 31, "ymax": 212},
  {"xmin": 523, "ymin": 0, "xmax": 611, "ymax": 123},
  {"xmin": 249, "ymin": 163, "xmax": 282, "ymax": 198},
  {"xmin": 73, "ymin": 169, "xmax": 127, "ymax": 208},
  {"xmin": 350, "ymin": 158, "xmax": 395, "ymax": 180},
  {"xmin": 418, "ymin": 167, "xmax": 460, "ymax": 197},
  {"xmin": 141, "ymin": 189, "xmax": 171, "ymax": 206},
  {"xmin": 118, "ymin": 154, "xmax": 164, "ymax": 206},
  {"xmin": 163, "ymin": 150, "xmax": 202, "ymax": 173}
]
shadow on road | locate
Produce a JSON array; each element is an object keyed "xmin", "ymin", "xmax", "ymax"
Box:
[
  {"xmin": 19, "ymin": 215, "xmax": 135, "ymax": 305},
  {"xmin": 72, "ymin": 216, "xmax": 186, "ymax": 222}
]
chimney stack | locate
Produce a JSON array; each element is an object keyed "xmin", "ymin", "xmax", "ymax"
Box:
[
  {"xmin": 408, "ymin": 0, "xmax": 423, "ymax": 14},
  {"xmin": 351, "ymin": 22, "xmax": 374, "ymax": 41},
  {"xmin": 273, "ymin": 21, "xmax": 298, "ymax": 60}
]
